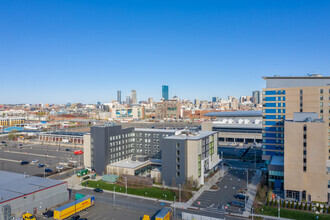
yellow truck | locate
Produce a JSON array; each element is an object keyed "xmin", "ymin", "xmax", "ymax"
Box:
[
  {"xmin": 142, "ymin": 215, "xmax": 151, "ymax": 220},
  {"xmin": 155, "ymin": 208, "xmax": 172, "ymax": 220},
  {"xmin": 22, "ymin": 212, "xmax": 36, "ymax": 220},
  {"xmin": 54, "ymin": 195, "xmax": 95, "ymax": 220}
]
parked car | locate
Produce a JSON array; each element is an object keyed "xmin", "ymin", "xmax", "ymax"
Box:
[
  {"xmin": 38, "ymin": 164, "xmax": 45, "ymax": 168},
  {"xmin": 56, "ymin": 165, "xmax": 64, "ymax": 170},
  {"xmin": 20, "ymin": 161, "xmax": 29, "ymax": 165},
  {"xmin": 70, "ymin": 215, "xmax": 80, "ymax": 220},
  {"xmin": 229, "ymin": 201, "xmax": 244, "ymax": 208},
  {"xmin": 78, "ymin": 218, "xmax": 87, "ymax": 220},
  {"xmin": 235, "ymin": 194, "xmax": 248, "ymax": 200},
  {"xmin": 31, "ymin": 159, "xmax": 39, "ymax": 164},
  {"xmin": 65, "ymin": 149, "xmax": 71, "ymax": 151},
  {"xmin": 45, "ymin": 169, "xmax": 53, "ymax": 173},
  {"xmin": 42, "ymin": 210, "xmax": 54, "ymax": 218},
  {"xmin": 1, "ymin": 141, "xmax": 6, "ymax": 144},
  {"xmin": 93, "ymin": 188, "xmax": 103, "ymax": 193}
]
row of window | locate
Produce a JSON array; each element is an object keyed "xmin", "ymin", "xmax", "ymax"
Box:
[
  {"xmin": 264, "ymin": 103, "xmax": 286, "ymax": 107},
  {"xmin": 264, "ymin": 115, "xmax": 285, "ymax": 119},
  {"xmin": 263, "ymin": 109, "xmax": 286, "ymax": 113},
  {"xmin": 264, "ymin": 90, "xmax": 286, "ymax": 95},
  {"xmin": 263, "ymin": 121, "xmax": 285, "ymax": 126},
  {"xmin": 264, "ymin": 96, "xmax": 286, "ymax": 102}
]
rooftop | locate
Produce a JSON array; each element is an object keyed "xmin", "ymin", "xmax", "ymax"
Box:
[
  {"xmin": 270, "ymin": 156, "xmax": 284, "ymax": 166},
  {"xmin": 204, "ymin": 111, "xmax": 262, "ymax": 118},
  {"xmin": 0, "ymin": 171, "xmax": 66, "ymax": 204},
  {"xmin": 165, "ymin": 130, "xmax": 217, "ymax": 140},
  {"xmin": 134, "ymin": 128, "xmax": 178, "ymax": 133},
  {"xmin": 108, "ymin": 158, "xmax": 150, "ymax": 169}
]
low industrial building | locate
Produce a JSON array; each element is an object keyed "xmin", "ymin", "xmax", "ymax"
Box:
[
  {"xmin": 38, "ymin": 131, "xmax": 85, "ymax": 145},
  {"xmin": 0, "ymin": 117, "xmax": 26, "ymax": 127},
  {"xmin": 0, "ymin": 171, "xmax": 69, "ymax": 220},
  {"xmin": 202, "ymin": 111, "xmax": 262, "ymax": 146}
]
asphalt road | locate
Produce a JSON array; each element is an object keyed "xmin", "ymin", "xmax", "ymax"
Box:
[
  {"xmin": 74, "ymin": 188, "xmax": 245, "ymax": 220},
  {"xmin": 0, "ymin": 141, "xmax": 83, "ymax": 177},
  {"xmin": 192, "ymin": 159, "xmax": 257, "ymax": 215}
]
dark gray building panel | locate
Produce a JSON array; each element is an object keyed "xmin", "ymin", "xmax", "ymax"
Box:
[{"xmin": 161, "ymin": 138, "xmax": 186, "ymax": 186}]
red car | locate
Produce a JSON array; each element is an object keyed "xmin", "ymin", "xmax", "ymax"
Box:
[{"xmin": 74, "ymin": 150, "xmax": 83, "ymax": 155}]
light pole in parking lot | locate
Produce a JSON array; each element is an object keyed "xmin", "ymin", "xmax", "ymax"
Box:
[
  {"xmin": 113, "ymin": 187, "xmax": 116, "ymax": 207},
  {"xmin": 179, "ymin": 184, "xmax": 181, "ymax": 203}
]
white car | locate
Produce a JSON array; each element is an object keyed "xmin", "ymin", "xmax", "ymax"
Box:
[
  {"xmin": 56, "ymin": 166, "xmax": 64, "ymax": 170},
  {"xmin": 31, "ymin": 160, "xmax": 39, "ymax": 164}
]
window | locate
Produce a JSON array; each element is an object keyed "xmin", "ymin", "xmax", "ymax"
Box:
[
  {"xmin": 176, "ymin": 172, "xmax": 180, "ymax": 177},
  {"xmin": 320, "ymin": 102, "xmax": 323, "ymax": 107},
  {"xmin": 176, "ymin": 143, "xmax": 180, "ymax": 149},
  {"xmin": 320, "ymin": 109, "xmax": 324, "ymax": 114},
  {"xmin": 320, "ymin": 89, "xmax": 324, "ymax": 94},
  {"xmin": 176, "ymin": 157, "xmax": 180, "ymax": 163},
  {"xmin": 176, "ymin": 150, "xmax": 180, "ymax": 156},
  {"xmin": 176, "ymin": 164, "xmax": 180, "ymax": 170},
  {"xmin": 320, "ymin": 95, "xmax": 324, "ymax": 100}
]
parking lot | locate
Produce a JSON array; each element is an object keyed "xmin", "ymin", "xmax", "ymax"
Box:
[
  {"xmin": 0, "ymin": 141, "xmax": 83, "ymax": 178},
  {"xmin": 192, "ymin": 160, "xmax": 257, "ymax": 215}
]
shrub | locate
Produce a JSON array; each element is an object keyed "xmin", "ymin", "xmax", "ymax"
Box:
[
  {"xmin": 290, "ymin": 202, "xmax": 294, "ymax": 209},
  {"xmin": 299, "ymin": 203, "xmax": 302, "ymax": 210},
  {"xmin": 271, "ymin": 199, "xmax": 274, "ymax": 206},
  {"xmin": 309, "ymin": 204, "xmax": 312, "ymax": 211},
  {"xmin": 282, "ymin": 200, "xmax": 285, "ymax": 208},
  {"xmin": 275, "ymin": 200, "xmax": 278, "ymax": 207},
  {"xmin": 266, "ymin": 199, "xmax": 269, "ymax": 206}
]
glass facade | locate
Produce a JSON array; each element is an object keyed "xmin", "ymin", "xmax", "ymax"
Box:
[{"xmin": 162, "ymin": 85, "xmax": 169, "ymax": 100}]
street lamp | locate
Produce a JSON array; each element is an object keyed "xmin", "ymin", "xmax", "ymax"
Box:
[
  {"xmin": 179, "ymin": 184, "xmax": 181, "ymax": 203},
  {"xmin": 251, "ymin": 206, "xmax": 254, "ymax": 220},
  {"xmin": 125, "ymin": 176, "xmax": 127, "ymax": 194},
  {"xmin": 113, "ymin": 187, "xmax": 116, "ymax": 207}
]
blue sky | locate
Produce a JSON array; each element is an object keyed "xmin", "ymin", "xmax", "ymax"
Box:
[{"xmin": 0, "ymin": 0, "xmax": 330, "ymax": 104}]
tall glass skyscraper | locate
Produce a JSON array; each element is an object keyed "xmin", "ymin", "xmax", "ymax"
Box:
[{"xmin": 162, "ymin": 85, "xmax": 169, "ymax": 100}]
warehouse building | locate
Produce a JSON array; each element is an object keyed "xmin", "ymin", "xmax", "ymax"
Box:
[
  {"xmin": 202, "ymin": 111, "xmax": 262, "ymax": 146},
  {"xmin": 0, "ymin": 171, "xmax": 69, "ymax": 220},
  {"xmin": 39, "ymin": 131, "xmax": 85, "ymax": 145}
]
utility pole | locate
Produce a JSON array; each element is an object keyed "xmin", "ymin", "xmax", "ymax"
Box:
[{"xmin": 125, "ymin": 176, "xmax": 127, "ymax": 194}]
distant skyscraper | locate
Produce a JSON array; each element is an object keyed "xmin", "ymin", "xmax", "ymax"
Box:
[
  {"xmin": 212, "ymin": 97, "xmax": 220, "ymax": 102},
  {"xmin": 252, "ymin": 90, "xmax": 262, "ymax": 105},
  {"xmin": 117, "ymin": 90, "xmax": 121, "ymax": 104},
  {"xmin": 148, "ymin": 97, "xmax": 154, "ymax": 104},
  {"xmin": 162, "ymin": 85, "xmax": 169, "ymax": 100},
  {"xmin": 194, "ymin": 99, "xmax": 200, "ymax": 109},
  {"xmin": 131, "ymin": 90, "xmax": 137, "ymax": 104},
  {"xmin": 126, "ymin": 95, "xmax": 131, "ymax": 104}
]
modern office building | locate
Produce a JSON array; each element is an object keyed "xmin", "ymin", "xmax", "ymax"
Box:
[
  {"xmin": 262, "ymin": 74, "xmax": 330, "ymax": 190},
  {"xmin": 212, "ymin": 97, "xmax": 220, "ymax": 102},
  {"xmin": 131, "ymin": 89, "xmax": 137, "ymax": 104},
  {"xmin": 117, "ymin": 90, "xmax": 121, "ymax": 104},
  {"xmin": 284, "ymin": 113, "xmax": 329, "ymax": 202},
  {"xmin": 126, "ymin": 95, "xmax": 131, "ymax": 104},
  {"xmin": 162, "ymin": 85, "xmax": 169, "ymax": 101},
  {"xmin": 203, "ymin": 111, "xmax": 262, "ymax": 146},
  {"xmin": 155, "ymin": 100, "xmax": 181, "ymax": 119},
  {"xmin": 110, "ymin": 106, "xmax": 145, "ymax": 120},
  {"xmin": 162, "ymin": 130, "xmax": 220, "ymax": 186},
  {"xmin": 0, "ymin": 117, "xmax": 26, "ymax": 127},
  {"xmin": 252, "ymin": 90, "xmax": 262, "ymax": 105},
  {"xmin": 84, "ymin": 125, "xmax": 176, "ymax": 175}
]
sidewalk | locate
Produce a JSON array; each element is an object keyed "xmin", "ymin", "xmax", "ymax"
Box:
[{"xmin": 242, "ymin": 169, "xmax": 262, "ymax": 217}]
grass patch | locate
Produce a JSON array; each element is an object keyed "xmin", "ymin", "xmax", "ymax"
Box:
[
  {"xmin": 255, "ymin": 206, "xmax": 329, "ymax": 220},
  {"xmin": 83, "ymin": 180, "xmax": 175, "ymax": 201}
]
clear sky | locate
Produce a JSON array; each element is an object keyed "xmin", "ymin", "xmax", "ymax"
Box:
[{"xmin": 1, "ymin": 0, "xmax": 330, "ymax": 104}]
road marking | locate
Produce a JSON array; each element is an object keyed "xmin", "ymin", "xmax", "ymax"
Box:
[
  {"xmin": 0, "ymin": 158, "xmax": 20, "ymax": 163},
  {"xmin": 4, "ymin": 150, "xmax": 57, "ymax": 158}
]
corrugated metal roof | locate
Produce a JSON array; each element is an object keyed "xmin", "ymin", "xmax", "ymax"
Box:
[
  {"xmin": 203, "ymin": 111, "xmax": 262, "ymax": 117},
  {"xmin": 0, "ymin": 171, "xmax": 66, "ymax": 203}
]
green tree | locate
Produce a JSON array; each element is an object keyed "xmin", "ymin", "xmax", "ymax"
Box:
[
  {"xmin": 290, "ymin": 202, "xmax": 294, "ymax": 209},
  {"xmin": 275, "ymin": 200, "xmax": 278, "ymax": 207},
  {"xmin": 266, "ymin": 199, "xmax": 269, "ymax": 206},
  {"xmin": 271, "ymin": 199, "xmax": 274, "ymax": 206},
  {"xmin": 282, "ymin": 200, "xmax": 285, "ymax": 208},
  {"xmin": 309, "ymin": 204, "xmax": 312, "ymax": 211}
]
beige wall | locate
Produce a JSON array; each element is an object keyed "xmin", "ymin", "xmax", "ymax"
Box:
[
  {"xmin": 107, "ymin": 165, "xmax": 135, "ymax": 176},
  {"xmin": 83, "ymin": 134, "xmax": 91, "ymax": 169},
  {"xmin": 284, "ymin": 121, "xmax": 328, "ymax": 202},
  {"xmin": 263, "ymin": 86, "xmax": 330, "ymax": 158},
  {"xmin": 185, "ymin": 140, "xmax": 201, "ymax": 185}
]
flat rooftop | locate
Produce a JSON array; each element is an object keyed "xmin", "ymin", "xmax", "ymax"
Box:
[
  {"xmin": 165, "ymin": 130, "xmax": 217, "ymax": 140},
  {"xmin": 134, "ymin": 128, "xmax": 178, "ymax": 133},
  {"xmin": 0, "ymin": 171, "xmax": 66, "ymax": 204},
  {"xmin": 108, "ymin": 158, "xmax": 150, "ymax": 169},
  {"xmin": 41, "ymin": 131, "xmax": 86, "ymax": 136},
  {"xmin": 204, "ymin": 111, "xmax": 262, "ymax": 118}
]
